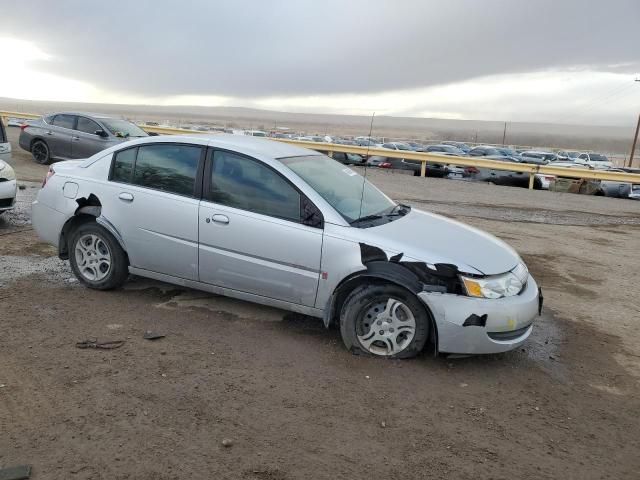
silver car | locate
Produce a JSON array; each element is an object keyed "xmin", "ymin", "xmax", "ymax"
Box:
[
  {"xmin": 32, "ymin": 135, "xmax": 540, "ymax": 358},
  {"xmin": 19, "ymin": 112, "xmax": 148, "ymax": 165}
]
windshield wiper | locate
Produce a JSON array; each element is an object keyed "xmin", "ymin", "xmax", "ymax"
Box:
[{"xmin": 349, "ymin": 214, "xmax": 383, "ymax": 225}]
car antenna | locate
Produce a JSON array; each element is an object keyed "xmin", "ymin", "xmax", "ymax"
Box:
[{"xmin": 357, "ymin": 112, "xmax": 375, "ymax": 221}]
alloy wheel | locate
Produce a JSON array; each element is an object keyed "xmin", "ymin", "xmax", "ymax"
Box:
[
  {"xmin": 356, "ymin": 298, "xmax": 416, "ymax": 356},
  {"xmin": 74, "ymin": 234, "xmax": 112, "ymax": 281}
]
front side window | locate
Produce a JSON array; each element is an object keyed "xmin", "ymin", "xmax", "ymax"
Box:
[
  {"xmin": 76, "ymin": 117, "xmax": 102, "ymax": 135},
  {"xmin": 280, "ymin": 155, "xmax": 395, "ymax": 223},
  {"xmin": 110, "ymin": 144, "xmax": 201, "ymax": 196},
  {"xmin": 209, "ymin": 151, "xmax": 301, "ymax": 222},
  {"xmin": 52, "ymin": 114, "xmax": 76, "ymax": 130}
]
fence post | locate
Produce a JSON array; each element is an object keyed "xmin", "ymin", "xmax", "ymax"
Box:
[
  {"xmin": 327, "ymin": 151, "xmax": 333, "ymax": 158},
  {"xmin": 528, "ymin": 172, "xmax": 535, "ymax": 189},
  {"xmin": 420, "ymin": 161, "xmax": 426, "ymax": 177}
]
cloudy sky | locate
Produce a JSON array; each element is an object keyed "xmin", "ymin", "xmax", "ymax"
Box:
[{"xmin": 2, "ymin": 0, "xmax": 639, "ymax": 126}]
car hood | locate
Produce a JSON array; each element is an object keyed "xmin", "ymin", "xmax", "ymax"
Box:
[{"xmin": 353, "ymin": 209, "xmax": 521, "ymax": 275}]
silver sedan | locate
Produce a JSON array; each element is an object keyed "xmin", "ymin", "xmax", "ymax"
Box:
[{"xmin": 32, "ymin": 134, "xmax": 541, "ymax": 358}]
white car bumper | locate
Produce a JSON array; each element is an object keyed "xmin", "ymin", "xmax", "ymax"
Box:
[
  {"xmin": 31, "ymin": 199, "xmax": 68, "ymax": 248},
  {"xmin": 418, "ymin": 275, "xmax": 540, "ymax": 354},
  {"xmin": 0, "ymin": 179, "xmax": 17, "ymax": 211}
]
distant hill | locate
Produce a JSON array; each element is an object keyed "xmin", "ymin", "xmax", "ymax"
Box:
[{"xmin": 0, "ymin": 97, "xmax": 634, "ymax": 155}]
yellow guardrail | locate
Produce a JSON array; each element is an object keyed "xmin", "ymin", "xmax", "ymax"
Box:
[
  {"xmin": 2, "ymin": 110, "xmax": 638, "ymax": 189},
  {"xmin": 277, "ymin": 139, "xmax": 640, "ymax": 187}
]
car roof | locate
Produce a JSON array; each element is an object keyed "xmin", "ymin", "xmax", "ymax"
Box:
[
  {"xmin": 45, "ymin": 111, "xmax": 118, "ymax": 120},
  {"xmin": 110, "ymin": 133, "xmax": 323, "ymax": 160}
]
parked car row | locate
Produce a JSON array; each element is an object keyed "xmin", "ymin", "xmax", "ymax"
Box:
[{"xmin": 6, "ymin": 111, "xmax": 638, "ymax": 204}]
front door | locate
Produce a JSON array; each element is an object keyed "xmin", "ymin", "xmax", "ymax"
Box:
[
  {"xmin": 71, "ymin": 116, "xmax": 112, "ymax": 159},
  {"xmin": 198, "ymin": 150, "xmax": 323, "ymax": 307},
  {"xmin": 102, "ymin": 142, "xmax": 205, "ymax": 280}
]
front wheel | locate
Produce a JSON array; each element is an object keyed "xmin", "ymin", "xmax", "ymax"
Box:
[
  {"xmin": 69, "ymin": 222, "xmax": 129, "ymax": 290},
  {"xmin": 339, "ymin": 284, "xmax": 430, "ymax": 359}
]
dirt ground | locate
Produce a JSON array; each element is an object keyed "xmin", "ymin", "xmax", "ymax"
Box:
[{"xmin": 1, "ymin": 126, "xmax": 640, "ymax": 479}]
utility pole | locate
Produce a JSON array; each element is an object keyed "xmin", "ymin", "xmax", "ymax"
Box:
[
  {"xmin": 628, "ymin": 79, "xmax": 640, "ymax": 168},
  {"xmin": 502, "ymin": 122, "xmax": 507, "ymax": 146},
  {"xmin": 629, "ymin": 113, "xmax": 640, "ymax": 168}
]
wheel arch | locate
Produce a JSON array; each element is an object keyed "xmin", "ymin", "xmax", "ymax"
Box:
[
  {"xmin": 58, "ymin": 194, "xmax": 127, "ymax": 260},
  {"xmin": 324, "ymin": 261, "xmax": 432, "ymax": 325}
]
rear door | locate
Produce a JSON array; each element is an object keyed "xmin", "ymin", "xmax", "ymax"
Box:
[
  {"xmin": 48, "ymin": 114, "xmax": 76, "ymax": 159},
  {"xmin": 102, "ymin": 142, "xmax": 205, "ymax": 280},
  {"xmin": 71, "ymin": 116, "xmax": 112, "ymax": 159},
  {"xmin": 198, "ymin": 149, "xmax": 323, "ymax": 306}
]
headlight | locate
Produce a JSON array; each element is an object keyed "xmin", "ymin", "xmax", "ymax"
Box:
[
  {"xmin": 461, "ymin": 263, "xmax": 527, "ymax": 299},
  {"xmin": 0, "ymin": 161, "xmax": 16, "ymax": 181}
]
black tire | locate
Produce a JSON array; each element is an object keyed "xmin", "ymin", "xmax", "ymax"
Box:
[
  {"xmin": 31, "ymin": 139, "xmax": 51, "ymax": 165},
  {"xmin": 68, "ymin": 222, "xmax": 129, "ymax": 290},
  {"xmin": 339, "ymin": 283, "xmax": 430, "ymax": 359}
]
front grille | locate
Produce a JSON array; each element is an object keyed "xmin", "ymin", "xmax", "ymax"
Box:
[
  {"xmin": 0, "ymin": 197, "xmax": 14, "ymax": 208},
  {"xmin": 487, "ymin": 324, "xmax": 531, "ymax": 341}
]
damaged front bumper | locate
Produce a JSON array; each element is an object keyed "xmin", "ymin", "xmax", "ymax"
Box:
[{"xmin": 418, "ymin": 274, "xmax": 540, "ymax": 354}]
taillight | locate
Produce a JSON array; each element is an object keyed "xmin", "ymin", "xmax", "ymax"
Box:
[
  {"xmin": 465, "ymin": 166, "xmax": 479, "ymax": 174},
  {"xmin": 20, "ymin": 124, "xmax": 29, "ymax": 131},
  {"xmin": 42, "ymin": 166, "xmax": 55, "ymax": 187},
  {"xmin": 380, "ymin": 162, "xmax": 392, "ymax": 168}
]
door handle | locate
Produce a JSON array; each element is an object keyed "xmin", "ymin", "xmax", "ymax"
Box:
[
  {"xmin": 118, "ymin": 192, "xmax": 134, "ymax": 202},
  {"xmin": 45, "ymin": 131, "xmax": 53, "ymax": 136},
  {"xmin": 211, "ymin": 214, "xmax": 229, "ymax": 224},
  {"xmin": 72, "ymin": 136, "xmax": 80, "ymax": 141}
]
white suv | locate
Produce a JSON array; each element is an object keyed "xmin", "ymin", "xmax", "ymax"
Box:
[{"xmin": 575, "ymin": 152, "xmax": 613, "ymax": 169}]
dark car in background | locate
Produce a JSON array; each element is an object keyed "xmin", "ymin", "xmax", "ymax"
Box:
[
  {"xmin": 519, "ymin": 150, "xmax": 558, "ymax": 165},
  {"xmin": 423, "ymin": 144, "xmax": 467, "ymax": 156},
  {"xmin": 19, "ymin": 112, "xmax": 148, "ymax": 164},
  {"xmin": 442, "ymin": 141, "xmax": 471, "ymax": 153},
  {"xmin": 368, "ymin": 156, "xmax": 448, "ymax": 177},
  {"xmin": 331, "ymin": 152, "xmax": 365, "ymax": 165}
]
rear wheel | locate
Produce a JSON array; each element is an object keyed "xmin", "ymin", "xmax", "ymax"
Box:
[
  {"xmin": 339, "ymin": 284, "xmax": 430, "ymax": 359},
  {"xmin": 69, "ymin": 222, "xmax": 129, "ymax": 290},
  {"xmin": 31, "ymin": 140, "xmax": 51, "ymax": 165}
]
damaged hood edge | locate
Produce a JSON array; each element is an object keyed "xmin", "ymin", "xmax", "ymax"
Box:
[{"xmin": 335, "ymin": 209, "xmax": 522, "ymax": 276}]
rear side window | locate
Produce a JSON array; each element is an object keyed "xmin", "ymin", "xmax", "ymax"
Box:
[
  {"xmin": 112, "ymin": 148, "xmax": 137, "ymax": 183},
  {"xmin": 76, "ymin": 117, "xmax": 102, "ymax": 135},
  {"xmin": 209, "ymin": 150, "xmax": 301, "ymax": 222},
  {"xmin": 52, "ymin": 114, "xmax": 76, "ymax": 130},
  {"xmin": 110, "ymin": 144, "xmax": 202, "ymax": 197}
]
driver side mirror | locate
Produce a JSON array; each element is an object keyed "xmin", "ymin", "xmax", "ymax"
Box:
[{"xmin": 94, "ymin": 130, "xmax": 108, "ymax": 138}]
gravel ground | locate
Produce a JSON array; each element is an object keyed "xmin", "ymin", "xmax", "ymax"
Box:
[{"xmin": 1, "ymin": 130, "xmax": 640, "ymax": 479}]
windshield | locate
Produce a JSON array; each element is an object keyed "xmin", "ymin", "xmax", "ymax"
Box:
[
  {"xmin": 101, "ymin": 119, "xmax": 147, "ymax": 138},
  {"xmin": 589, "ymin": 153, "xmax": 608, "ymax": 162},
  {"xmin": 395, "ymin": 143, "xmax": 410, "ymax": 151},
  {"xmin": 280, "ymin": 155, "xmax": 396, "ymax": 223}
]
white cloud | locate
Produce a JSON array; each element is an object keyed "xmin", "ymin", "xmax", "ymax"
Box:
[{"xmin": 0, "ymin": 36, "xmax": 638, "ymax": 127}]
